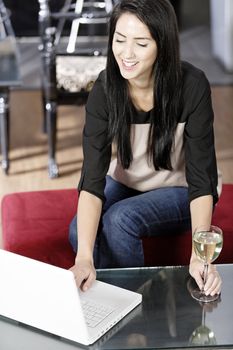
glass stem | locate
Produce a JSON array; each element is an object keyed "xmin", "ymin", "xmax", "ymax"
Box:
[
  {"xmin": 201, "ymin": 306, "xmax": 207, "ymax": 326},
  {"xmin": 202, "ymin": 263, "xmax": 209, "ymax": 293}
]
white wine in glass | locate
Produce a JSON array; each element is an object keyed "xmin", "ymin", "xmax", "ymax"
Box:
[{"xmin": 191, "ymin": 225, "xmax": 223, "ymax": 303}]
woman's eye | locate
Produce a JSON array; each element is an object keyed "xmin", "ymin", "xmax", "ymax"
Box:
[
  {"xmin": 115, "ymin": 39, "xmax": 125, "ymax": 43},
  {"xmin": 137, "ymin": 43, "xmax": 148, "ymax": 47}
]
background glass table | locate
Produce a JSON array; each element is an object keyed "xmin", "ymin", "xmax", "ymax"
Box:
[{"xmin": 0, "ymin": 264, "xmax": 233, "ymax": 350}]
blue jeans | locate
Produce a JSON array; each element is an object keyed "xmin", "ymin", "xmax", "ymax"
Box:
[{"xmin": 69, "ymin": 176, "xmax": 191, "ymax": 268}]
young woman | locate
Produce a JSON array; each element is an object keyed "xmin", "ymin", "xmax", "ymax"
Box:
[{"xmin": 69, "ymin": 0, "xmax": 222, "ymax": 296}]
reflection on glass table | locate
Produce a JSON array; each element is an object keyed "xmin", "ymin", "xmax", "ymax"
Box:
[
  {"xmin": 189, "ymin": 310, "xmax": 217, "ymax": 346},
  {"xmin": 187, "ymin": 277, "xmax": 222, "ymax": 346}
]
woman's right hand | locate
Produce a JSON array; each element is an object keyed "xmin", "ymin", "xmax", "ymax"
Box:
[
  {"xmin": 69, "ymin": 257, "xmax": 96, "ymax": 291},
  {"xmin": 189, "ymin": 256, "xmax": 222, "ymax": 296}
]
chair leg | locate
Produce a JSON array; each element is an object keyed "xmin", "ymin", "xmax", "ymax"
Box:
[
  {"xmin": 40, "ymin": 26, "xmax": 58, "ymax": 178},
  {"xmin": 0, "ymin": 91, "xmax": 9, "ymax": 174},
  {"xmin": 38, "ymin": 0, "xmax": 51, "ymax": 135},
  {"xmin": 46, "ymin": 100, "xmax": 58, "ymax": 179},
  {"xmin": 42, "ymin": 94, "xmax": 47, "ymax": 133}
]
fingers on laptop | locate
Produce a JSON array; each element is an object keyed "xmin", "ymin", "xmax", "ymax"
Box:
[{"xmin": 69, "ymin": 263, "xmax": 96, "ymax": 291}]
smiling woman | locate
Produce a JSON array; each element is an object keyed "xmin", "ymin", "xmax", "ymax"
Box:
[{"xmin": 67, "ymin": 0, "xmax": 222, "ymax": 298}]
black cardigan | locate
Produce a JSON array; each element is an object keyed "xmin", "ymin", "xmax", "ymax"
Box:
[{"xmin": 78, "ymin": 61, "xmax": 219, "ymax": 205}]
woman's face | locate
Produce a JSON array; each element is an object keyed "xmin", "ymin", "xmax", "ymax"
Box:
[{"xmin": 112, "ymin": 12, "xmax": 157, "ymax": 86}]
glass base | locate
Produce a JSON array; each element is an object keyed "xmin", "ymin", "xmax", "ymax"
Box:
[
  {"xmin": 187, "ymin": 277, "xmax": 220, "ymax": 303},
  {"xmin": 190, "ymin": 288, "xmax": 220, "ymax": 303}
]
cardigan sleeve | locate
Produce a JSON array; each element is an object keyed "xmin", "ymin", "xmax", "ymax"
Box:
[
  {"xmin": 78, "ymin": 71, "xmax": 111, "ymax": 201},
  {"xmin": 184, "ymin": 71, "xmax": 219, "ymax": 205}
]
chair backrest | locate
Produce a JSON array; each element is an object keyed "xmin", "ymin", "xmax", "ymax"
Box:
[
  {"xmin": 67, "ymin": 0, "xmax": 113, "ymax": 53},
  {"xmin": 38, "ymin": 0, "xmax": 113, "ymax": 54}
]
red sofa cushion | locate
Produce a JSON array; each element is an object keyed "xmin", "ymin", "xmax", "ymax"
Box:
[
  {"xmin": 1, "ymin": 190, "xmax": 77, "ymax": 269},
  {"xmin": 1, "ymin": 185, "xmax": 233, "ymax": 268}
]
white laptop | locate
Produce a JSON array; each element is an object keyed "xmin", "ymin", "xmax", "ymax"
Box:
[{"xmin": 0, "ymin": 249, "xmax": 142, "ymax": 345}]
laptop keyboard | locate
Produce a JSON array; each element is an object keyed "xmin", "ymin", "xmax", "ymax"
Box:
[{"xmin": 82, "ymin": 299, "xmax": 115, "ymax": 328}]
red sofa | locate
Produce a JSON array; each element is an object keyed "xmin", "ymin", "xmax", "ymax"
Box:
[{"xmin": 1, "ymin": 185, "xmax": 233, "ymax": 269}]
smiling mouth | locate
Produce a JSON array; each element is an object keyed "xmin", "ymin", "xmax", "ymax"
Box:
[{"xmin": 122, "ymin": 60, "xmax": 138, "ymax": 68}]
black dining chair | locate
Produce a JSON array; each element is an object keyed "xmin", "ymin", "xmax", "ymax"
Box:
[{"xmin": 38, "ymin": 0, "xmax": 113, "ymax": 178}]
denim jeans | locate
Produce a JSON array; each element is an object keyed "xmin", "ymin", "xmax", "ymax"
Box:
[{"xmin": 69, "ymin": 176, "xmax": 191, "ymax": 268}]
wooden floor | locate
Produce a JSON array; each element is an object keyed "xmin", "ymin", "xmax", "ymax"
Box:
[
  {"xmin": 211, "ymin": 86, "xmax": 233, "ymax": 183},
  {"xmin": 0, "ymin": 90, "xmax": 85, "ymax": 195},
  {"xmin": 0, "ymin": 87, "xmax": 233, "ymax": 245}
]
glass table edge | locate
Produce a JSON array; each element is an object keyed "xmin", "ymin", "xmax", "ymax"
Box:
[{"xmin": 96, "ymin": 263, "xmax": 231, "ymax": 273}]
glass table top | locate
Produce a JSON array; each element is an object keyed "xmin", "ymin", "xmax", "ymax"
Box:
[{"xmin": 0, "ymin": 264, "xmax": 233, "ymax": 350}]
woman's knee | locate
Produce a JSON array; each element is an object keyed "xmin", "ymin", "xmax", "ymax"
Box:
[
  {"xmin": 102, "ymin": 203, "xmax": 142, "ymax": 239},
  {"xmin": 100, "ymin": 204, "xmax": 144, "ymax": 267},
  {"xmin": 69, "ymin": 215, "xmax": 78, "ymax": 253}
]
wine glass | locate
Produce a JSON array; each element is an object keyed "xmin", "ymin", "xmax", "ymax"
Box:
[{"xmin": 191, "ymin": 225, "xmax": 223, "ymax": 303}]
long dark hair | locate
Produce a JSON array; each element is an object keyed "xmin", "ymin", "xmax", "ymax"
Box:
[{"xmin": 106, "ymin": 0, "xmax": 182, "ymax": 170}]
